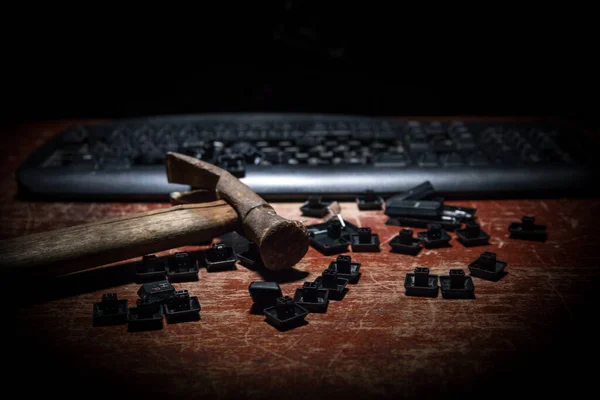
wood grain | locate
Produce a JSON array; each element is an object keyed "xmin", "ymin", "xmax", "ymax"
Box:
[
  {"xmin": 3, "ymin": 120, "xmax": 600, "ymax": 400},
  {"xmin": 0, "ymin": 200, "xmax": 240, "ymax": 276}
]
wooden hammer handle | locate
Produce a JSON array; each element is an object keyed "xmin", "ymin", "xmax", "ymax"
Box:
[{"xmin": 0, "ymin": 200, "xmax": 239, "ymax": 276}]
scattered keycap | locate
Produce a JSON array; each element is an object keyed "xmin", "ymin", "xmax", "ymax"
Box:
[
  {"xmin": 439, "ymin": 269, "xmax": 475, "ymax": 299},
  {"xmin": 468, "ymin": 252, "xmax": 508, "ymax": 281},
  {"xmin": 455, "ymin": 221, "xmax": 490, "ymax": 247},
  {"xmin": 92, "ymin": 294, "xmax": 128, "ymax": 326},
  {"xmin": 205, "ymin": 243, "xmax": 237, "ymax": 271},
  {"xmin": 389, "ymin": 229, "xmax": 422, "ymax": 255},
  {"xmin": 508, "ymin": 216, "xmax": 547, "ymax": 241},
  {"xmin": 350, "ymin": 227, "xmax": 380, "ymax": 252},
  {"xmin": 166, "ymin": 252, "xmax": 200, "ymax": 281},
  {"xmin": 404, "ymin": 267, "xmax": 439, "ymax": 297}
]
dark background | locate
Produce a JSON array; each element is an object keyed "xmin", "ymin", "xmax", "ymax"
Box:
[{"xmin": 2, "ymin": 3, "xmax": 597, "ymax": 127}]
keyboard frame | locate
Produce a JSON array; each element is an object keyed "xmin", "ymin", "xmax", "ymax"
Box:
[{"xmin": 15, "ymin": 113, "xmax": 599, "ymax": 201}]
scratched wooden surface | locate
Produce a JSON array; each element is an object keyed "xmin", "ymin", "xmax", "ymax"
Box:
[{"xmin": 3, "ymin": 121, "xmax": 600, "ymax": 400}]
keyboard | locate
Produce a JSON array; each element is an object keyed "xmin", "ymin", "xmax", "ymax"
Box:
[{"xmin": 16, "ymin": 114, "xmax": 598, "ymax": 201}]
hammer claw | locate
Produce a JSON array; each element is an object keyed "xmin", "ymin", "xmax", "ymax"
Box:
[{"xmin": 166, "ymin": 152, "xmax": 309, "ymax": 270}]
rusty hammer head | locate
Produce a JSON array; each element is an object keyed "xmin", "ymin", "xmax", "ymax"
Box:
[{"xmin": 165, "ymin": 152, "xmax": 308, "ymax": 271}]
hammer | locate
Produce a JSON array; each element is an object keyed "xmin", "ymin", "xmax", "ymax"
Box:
[{"xmin": 0, "ymin": 152, "xmax": 308, "ymax": 276}]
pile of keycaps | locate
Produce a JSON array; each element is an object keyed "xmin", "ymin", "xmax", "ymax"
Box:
[
  {"xmin": 248, "ymin": 253, "xmax": 362, "ymax": 330},
  {"xmin": 92, "ymin": 280, "xmax": 200, "ymax": 330}
]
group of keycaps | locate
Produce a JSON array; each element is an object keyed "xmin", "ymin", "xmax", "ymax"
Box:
[
  {"xmin": 92, "ymin": 281, "xmax": 201, "ymax": 330},
  {"xmin": 92, "ymin": 241, "xmax": 247, "ymax": 330},
  {"xmin": 133, "ymin": 243, "xmax": 240, "ymax": 282},
  {"xmin": 248, "ymin": 253, "xmax": 362, "ymax": 330},
  {"xmin": 402, "ymin": 213, "xmax": 548, "ymax": 298},
  {"xmin": 301, "ymin": 183, "xmax": 549, "ymax": 303},
  {"xmin": 248, "ymin": 212, "xmax": 543, "ymax": 330}
]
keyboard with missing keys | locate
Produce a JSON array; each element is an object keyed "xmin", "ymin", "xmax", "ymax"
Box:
[{"xmin": 16, "ymin": 114, "xmax": 597, "ymax": 201}]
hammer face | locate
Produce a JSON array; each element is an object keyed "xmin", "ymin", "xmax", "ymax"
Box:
[{"xmin": 255, "ymin": 218, "xmax": 309, "ymax": 271}]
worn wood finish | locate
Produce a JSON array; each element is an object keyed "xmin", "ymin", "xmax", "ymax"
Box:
[
  {"xmin": 166, "ymin": 152, "xmax": 309, "ymax": 271},
  {"xmin": 0, "ymin": 200, "xmax": 240, "ymax": 276},
  {"xmin": 169, "ymin": 189, "xmax": 219, "ymax": 205},
  {"xmin": 3, "ymin": 120, "xmax": 600, "ymax": 400}
]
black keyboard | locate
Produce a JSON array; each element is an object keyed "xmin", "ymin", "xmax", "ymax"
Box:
[{"xmin": 16, "ymin": 114, "xmax": 598, "ymax": 201}]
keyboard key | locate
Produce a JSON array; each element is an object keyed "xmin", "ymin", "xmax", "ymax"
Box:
[
  {"xmin": 90, "ymin": 142, "xmax": 111, "ymax": 155},
  {"xmin": 519, "ymin": 145, "xmax": 534, "ymax": 160},
  {"xmin": 217, "ymin": 154, "xmax": 245, "ymax": 177},
  {"xmin": 431, "ymin": 138, "xmax": 455, "ymax": 152},
  {"xmin": 62, "ymin": 127, "xmax": 87, "ymax": 144},
  {"xmin": 183, "ymin": 140, "xmax": 205, "ymax": 149},
  {"xmin": 524, "ymin": 153, "xmax": 541, "ymax": 164},
  {"xmin": 370, "ymin": 142, "xmax": 387, "ymax": 151},
  {"xmin": 137, "ymin": 148, "xmax": 165, "ymax": 165},
  {"xmin": 409, "ymin": 137, "xmax": 429, "ymax": 152},
  {"xmin": 297, "ymin": 137, "xmax": 318, "ymax": 147},
  {"xmin": 268, "ymin": 131, "xmax": 281, "ymax": 140},
  {"xmin": 441, "ymin": 152, "xmax": 464, "ymax": 167},
  {"xmin": 345, "ymin": 156, "xmax": 366, "ymax": 165},
  {"xmin": 387, "ymin": 145, "xmax": 405, "ymax": 154},
  {"xmin": 354, "ymin": 131, "xmax": 373, "ymax": 140},
  {"xmin": 407, "ymin": 121, "xmax": 421, "ymax": 130},
  {"xmin": 283, "ymin": 146, "xmax": 300, "ymax": 155},
  {"xmin": 157, "ymin": 141, "xmax": 179, "ymax": 153},
  {"xmin": 358, "ymin": 148, "xmax": 372, "ymax": 159},
  {"xmin": 62, "ymin": 153, "xmax": 95, "ymax": 167},
  {"xmin": 290, "ymin": 130, "xmax": 304, "ymax": 139},
  {"xmin": 468, "ymin": 152, "xmax": 489, "ymax": 166},
  {"xmin": 319, "ymin": 151, "xmax": 334, "ymax": 160},
  {"xmin": 424, "ymin": 121, "xmax": 444, "ymax": 135},
  {"xmin": 448, "ymin": 122, "xmax": 468, "ymax": 134},
  {"xmin": 308, "ymin": 145, "xmax": 326, "ymax": 157},
  {"xmin": 497, "ymin": 148, "xmax": 520, "ymax": 164},
  {"xmin": 348, "ymin": 140, "xmax": 362, "ymax": 149},
  {"xmin": 261, "ymin": 147, "xmax": 279, "ymax": 154},
  {"xmin": 457, "ymin": 139, "xmax": 476, "ymax": 151},
  {"xmin": 101, "ymin": 156, "xmax": 131, "ymax": 169},
  {"xmin": 296, "ymin": 152, "xmax": 309, "ymax": 163},
  {"xmin": 263, "ymin": 152, "xmax": 281, "ymax": 164},
  {"xmin": 418, "ymin": 152, "xmax": 438, "ymax": 167},
  {"xmin": 374, "ymin": 153, "xmax": 408, "ymax": 167},
  {"xmin": 331, "ymin": 145, "xmax": 349, "ymax": 157},
  {"xmin": 308, "ymin": 157, "xmax": 327, "ymax": 165}
]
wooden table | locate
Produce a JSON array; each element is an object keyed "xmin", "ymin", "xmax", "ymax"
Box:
[{"xmin": 4, "ymin": 121, "xmax": 600, "ymax": 400}]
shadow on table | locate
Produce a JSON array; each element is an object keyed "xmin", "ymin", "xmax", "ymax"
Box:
[
  {"xmin": 9, "ymin": 245, "xmax": 309, "ymax": 307},
  {"xmin": 236, "ymin": 256, "xmax": 309, "ymax": 283},
  {"xmin": 252, "ymin": 266, "xmax": 309, "ymax": 284},
  {"xmin": 218, "ymin": 231, "xmax": 310, "ymax": 283},
  {"xmin": 9, "ymin": 250, "xmax": 207, "ymax": 306},
  {"xmin": 9, "ymin": 260, "xmax": 139, "ymax": 307}
]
